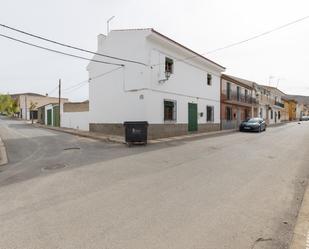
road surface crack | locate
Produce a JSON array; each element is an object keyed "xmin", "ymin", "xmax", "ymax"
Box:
[{"xmin": 250, "ymin": 237, "xmax": 273, "ymax": 249}]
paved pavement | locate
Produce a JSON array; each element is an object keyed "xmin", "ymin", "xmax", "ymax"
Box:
[
  {"xmin": 33, "ymin": 122, "xmax": 237, "ymax": 144},
  {"xmin": 0, "ymin": 117, "xmax": 309, "ymax": 249}
]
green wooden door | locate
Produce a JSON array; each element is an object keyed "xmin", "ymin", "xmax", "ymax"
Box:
[
  {"xmin": 188, "ymin": 103, "xmax": 198, "ymax": 132},
  {"xmin": 47, "ymin": 109, "xmax": 52, "ymax": 126},
  {"xmin": 53, "ymin": 106, "xmax": 60, "ymax": 127}
]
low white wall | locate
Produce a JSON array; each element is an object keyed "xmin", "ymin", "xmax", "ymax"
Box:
[{"xmin": 61, "ymin": 112, "xmax": 89, "ymax": 131}]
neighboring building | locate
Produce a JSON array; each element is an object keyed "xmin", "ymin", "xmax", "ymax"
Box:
[
  {"xmin": 255, "ymin": 85, "xmax": 285, "ymax": 125},
  {"xmin": 288, "ymin": 99, "xmax": 298, "ymax": 121},
  {"xmin": 296, "ymin": 103, "xmax": 309, "ymax": 120},
  {"xmin": 87, "ymin": 29, "xmax": 225, "ymax": 139},
  {"xmin": 281, "ymin": 97, "xmax": 290, "ymax": 122},
  {"xmin": 10, "ymin": 93, "xmax": 68, "ymax": 121},
  {"xmin": 61, "ymin": 101, "xmax": 89, "ymax": 131},
  {"xmin": 37, "ymin": 103, "xmax": 60, "ymax": 127},
  {"xmin": 255, "ymin": 85, "xmax": 271, "ymax": 123},
  {"xmin": 285, "ymin": 95, "xmax": 309, "ymax": 120},
  {"xmin": 37, "ymin": 105, "xmax": 45, "ymax": 124},
  {"xmin": 220, "ymin": 74, "xmax": 257, "ymax": 130}
]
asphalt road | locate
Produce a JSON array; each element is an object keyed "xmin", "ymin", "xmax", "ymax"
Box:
[{"xmin": 0, "ymin": 118, "xmax": 309, "ymax": 249}]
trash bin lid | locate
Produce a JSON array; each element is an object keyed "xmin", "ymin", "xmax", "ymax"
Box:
[{"xmin": 123, "ymin": 121, "xmax": 148, "ymax": 126}]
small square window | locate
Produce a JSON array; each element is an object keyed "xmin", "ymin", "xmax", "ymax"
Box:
[
  {"xmin": 165, "ymin": 57, "xmax": 174, "ymax": 74},
  {"xmin": 227, "ymin": 82, "xmax": 231, "ymax": 100},
  {"xmin": 207, "ymin": 74, "xmax": 212, "ymax": 86},
  {"xmin": 164, "ymin": 100, "xmax": 177, "ymax": 121}
]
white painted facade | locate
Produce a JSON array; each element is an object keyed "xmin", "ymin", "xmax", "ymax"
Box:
[
  {"xmin": 87, "ymin": 29, "xmax": 225, "ymax": 130},
  {"xmin": 44, "ymin": 104, "xmax": 53, "ymax": 125},
  {"xmin": 61, "ymin": 112, "xmax": 89, "ymax": 131}
]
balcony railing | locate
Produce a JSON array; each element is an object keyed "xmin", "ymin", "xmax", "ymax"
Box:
[
  {"xmin": 222, "ymin": 92, "xmax": 256, "ymax": 105},
  {"xmin": 275, "ymin": 101, "xmax": 284, "ymax": 108}
]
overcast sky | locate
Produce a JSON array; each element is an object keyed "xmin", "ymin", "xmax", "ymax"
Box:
[{"xmin": 0, "ymin": 0, "xmax": 309, "ymax": 101}]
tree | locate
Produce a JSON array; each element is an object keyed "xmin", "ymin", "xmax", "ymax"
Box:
[
  {"xmin": 29, "ymin": 101, "xmax": 38, "ymax": 124},
  {"xmin": 0, "ymin": 94, "xmax": 19, "ymax": 116}
]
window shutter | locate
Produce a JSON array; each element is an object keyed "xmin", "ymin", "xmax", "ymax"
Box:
[{"xmin": 173, "ymin": 101, "xmax": 177, "ymax": 121}]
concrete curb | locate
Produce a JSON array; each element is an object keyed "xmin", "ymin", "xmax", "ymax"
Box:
[
  {"xmin": 0, "ymin": 137, "xmax": 8, "ymax": 166},
  {"xmin": 33, "ymin": 124, "xmax": 237, "ymax": 145},
  {"xmin": 289, "ymin": 185, "xmax": 309, "ymax": 249},
  {"xmin": 33, "ymin": 124, "xmax": 125, "ymax": 144}
]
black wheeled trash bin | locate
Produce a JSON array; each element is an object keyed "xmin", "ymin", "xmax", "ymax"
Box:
[{"xmin": 123, "ymin": 121, "xmax": 148, "ymax": 146}]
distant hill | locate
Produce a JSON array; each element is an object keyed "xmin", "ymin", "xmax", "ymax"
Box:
[{"xmin": 286, "ymin": 95, "xmax": 309, "ymax": 105}]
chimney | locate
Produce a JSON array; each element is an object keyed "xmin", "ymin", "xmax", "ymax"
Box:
[{"xmin": 97, "ymin": 34, "xmax": 107, "ymax": 50}]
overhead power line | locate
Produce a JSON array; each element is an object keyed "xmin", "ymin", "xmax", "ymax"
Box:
[
  {"xmin": 206, "ymin": 14, "xmax": 309, "ymax": 54},
  {"xmin": 62, "ymin": 79, "xmax": 89, "ymax": 92},
  {"xmin": 0, "ymin": 33, "xmax": 125, "ymax": 67},
  {"xmin": 62, "ymin": 66, "xmax": 124, "ymax": 94},
  {"xmin": 0, "ymin": 23, "xmax": 148, "ymax": 66},
  {"xmin": 151, "ymin": 14, "xmax": 309, "ymax": 67},
  {"xmin": 89, "ymin": 65, "xmax": 123, "ymax": 81},
  {"xmin": 47, "ymin": 85, "xmax": 59, "ymax": 95},
  {"xmin": 64, "ymin": 81, "xmax": 89, "ymax": 94}
]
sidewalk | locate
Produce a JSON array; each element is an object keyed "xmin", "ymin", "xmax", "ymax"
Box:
[
  {"xmin": 33, "ymin": 124, "xmax": 237, "ymax": 145},
  {"xmin": 290, "ymin": 185, "xmax": 309, "ymax": 249},
  {"xmin": 0, "ymin": 136, "xmax": 8, "ymax": 166},
  {"xmin": 33, "ymin": 124, "xmax": 125, "ymax": 144}
]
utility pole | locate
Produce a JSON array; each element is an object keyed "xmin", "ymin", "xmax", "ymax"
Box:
[{"xmin": 58, "ymin": 79, "xmax": 61, "ymax": 127}]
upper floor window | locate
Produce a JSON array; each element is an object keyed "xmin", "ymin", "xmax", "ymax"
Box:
[
  {"xmin": 245, "ymin": 89, "xmax": 248, "ymax": 102},
  {"xmin": 207, "ymin": 74, "xmax": 212, "ymax": 86},
  {"xmin": 165, "ymin": 57, "xmax": 174, "ymax": 74},
  {"xmin": 237, "ymin": 86, "xmax": 241, "ymax": 101},
  {"xmin": 227, "ymin": 82, "xmax": 231, "ymax": 100}
]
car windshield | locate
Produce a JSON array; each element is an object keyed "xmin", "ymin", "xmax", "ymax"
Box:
[{"xmin": 246, "ymin": 118, "xmax": 260, "ymax": 123}]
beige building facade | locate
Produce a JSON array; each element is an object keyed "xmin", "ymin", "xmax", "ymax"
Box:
[{"xmin": 11, "ymin": 93, "xmax": 68, "ymax": 120}]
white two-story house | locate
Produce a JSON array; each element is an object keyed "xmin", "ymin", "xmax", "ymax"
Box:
[{"xmin": 87, "ymin": 29, "xmax": 225, "ymax": 139}]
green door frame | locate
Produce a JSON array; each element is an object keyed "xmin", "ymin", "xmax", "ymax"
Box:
[
  {"xmin": 47, "ymin": 109, "xmax": 52, "ymax": 126},
  {"xmin": 53, "ymin": 106, "xmax": 60, "ymax": 127},
  {"xmin": 188, "ymin": 103, "xmax": 198, "ymax": 132}
]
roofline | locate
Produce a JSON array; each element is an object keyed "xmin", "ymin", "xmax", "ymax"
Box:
[
  {"xmin": 150, "ymin": 29, "xmax": 226, "ymax": 70},
  {"xmin": 10, "ymin": 92, "xmax": 46, "ymax": 97},
  {"xmin": 64, "ymin": 101, "xmax": 89, "ymax": 105},
  {"xmin": 259, "ymin": 85, "xmax": 286, "ymax": 95},
  {"xmin": 281, "ymin": 97, "xmax": 297, "ymax": 103},
  {"xmin": 111, "ymin": 28, "xmax": 226, "ymax": 70},
  {"xmin": 221, "ymin": 74, "xmax": 255, "ymax": 89},
  {"xmin": 37, "ymin": 102, "xmax": 60, "ymax": 108}
]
